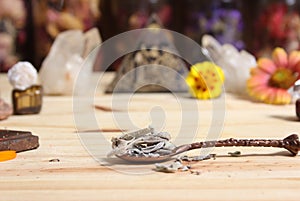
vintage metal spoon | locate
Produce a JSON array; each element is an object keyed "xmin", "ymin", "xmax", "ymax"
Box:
[{"xmin": 116, "ymin": 134, "xmax": 300, "ymax": 163}]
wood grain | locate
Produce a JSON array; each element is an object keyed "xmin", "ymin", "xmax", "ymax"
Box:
[{"xmin": 0, "ymin": 73, "xmax": 300, "ymax": 201}]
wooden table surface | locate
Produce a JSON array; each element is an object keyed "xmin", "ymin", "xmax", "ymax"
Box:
[{"xmin": 0, "ymin": 72, "xmax": 300, "ymax": 201}]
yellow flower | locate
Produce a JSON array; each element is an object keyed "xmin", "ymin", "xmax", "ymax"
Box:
[
  {"xmin": 186, "ymin": 61, "xmax": 225, "ymax": 99},
  {"xmin": 247, "ymin": 47, "xmax": 300, "ymax": 104}
]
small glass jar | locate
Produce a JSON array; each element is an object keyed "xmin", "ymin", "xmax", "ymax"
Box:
[{"xmin": 12, "ymin": 85, "xmax": 43, "ymax": 115}]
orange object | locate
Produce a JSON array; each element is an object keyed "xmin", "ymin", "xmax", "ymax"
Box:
[{"xmin": 0, "ymin": 150, "xmax": 17, "ymax": 162}]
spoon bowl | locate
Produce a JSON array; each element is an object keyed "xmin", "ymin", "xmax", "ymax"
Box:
[{"xmin": 116, "ymin": 144, "xmax": 195, "ymax": 163}]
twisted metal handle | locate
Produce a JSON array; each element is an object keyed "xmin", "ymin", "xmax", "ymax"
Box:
[{"xmin": 175, "ymin": 134, "xmax": 300, "ymax": 156}]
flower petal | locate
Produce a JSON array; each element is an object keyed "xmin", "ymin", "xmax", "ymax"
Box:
[
  {"xmin": 186, "ymin": 62, "xmax": 224, "ymax": 99},
  {"xmin": 288, "ymin": 50, "xmax": 300, "ymax": 70},
  {"xmin": 185, "ymin": 74, "xmax": 196, "ymax": 87},
  {"xmin": 273, "ymin": 89, "xmax": 291, "ymax": 104},
  {"xmin": 250, "ymin": 67, "xmax": 269, "ymax": 76},
  {"xmin": 263, "ymin": 88, "xmax": 277, "ymax": 104},
  {"xmin": 272, "ymin": 47, "xmax": 288, "ymax": 68},
  {"xmin": 247, "ymin": 74, "xmax": 270, "ymax": 88},
  {"xmin": 293, "ymin": 60, "xmax": 300, "ymax": 76},
  {"xmin": 196, "ymin": 90, "xmax": 210, "ymax": 100},
  {"xmin": 247, "ymin": 85, "xmax": 269, "ymax": 102},
  {"xmin": 247, "ymin": 82, "xmax": 291, "ymax": 104},
  {"xmin": 190, "ymin": 66, "xmax": 199, "ymax": 77},
  {"xmin": 247, "ymin": 47, "xmax": 293, "ymax": 105},
  {"xmin": 257, "ymin": 58, "xmax": 276, "ymax": 74}
]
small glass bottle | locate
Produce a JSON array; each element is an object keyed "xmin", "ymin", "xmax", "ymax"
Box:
[{"xmin": 12, "ymin": 85, "xmax": 43, "ymax": 115}]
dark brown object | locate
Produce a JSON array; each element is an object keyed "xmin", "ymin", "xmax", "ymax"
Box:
[
  {"xmin": 0, "ymin": 98, "xmax": 13, "ymax": 120},
  {"xmin": 12, "ymin": 85, "xmax": 43, "ymax": 115},
  {"xmin": 0, "ymin": 129, "xmax": 39, "ymax": 152},
  {"xmin": 94, "ymin": 105, "xmax": 120, "ymax": 112},
  {"xmin": 49, "ymin": 158, "xmax": 60, "ymax": 162},
  {"xmin": 296, "ymin": 99, "xmax": 300, "ymax": 119}
]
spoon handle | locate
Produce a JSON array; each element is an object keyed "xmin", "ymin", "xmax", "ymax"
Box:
[{"xmin": 185, "ymin": 134, "xmax": 300, "ymax": 156}]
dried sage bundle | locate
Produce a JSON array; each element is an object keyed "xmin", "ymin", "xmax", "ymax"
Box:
[{"xmin": 107, "ymin": 126, "xmax": 176, "ymax": 158}]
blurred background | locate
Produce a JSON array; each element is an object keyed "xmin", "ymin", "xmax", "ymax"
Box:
[{"xmin": 1, "ymin": 0, "xmax": 300, "ymax": 72}]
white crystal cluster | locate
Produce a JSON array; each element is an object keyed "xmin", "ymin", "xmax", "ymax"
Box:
[
  {"xmin": 8, "ymin": 61, "xmax": 38, "ymax": 90},
  {"xmin": 202, "ymin": 35, "xmax": 257, "ymax": 95},
  {"xmin": 39, "ymin": 28, "xmax": 101, "ymax": 95}
]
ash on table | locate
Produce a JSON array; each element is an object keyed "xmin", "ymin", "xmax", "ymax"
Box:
[{"xmin": 107, "ymin": 127, "xmax": 176, "ymax": 158}]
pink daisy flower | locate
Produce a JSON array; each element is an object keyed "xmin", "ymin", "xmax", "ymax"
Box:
[{"xmin": 247, "ymin": 47, "xmax": 300, "ymax": 104}]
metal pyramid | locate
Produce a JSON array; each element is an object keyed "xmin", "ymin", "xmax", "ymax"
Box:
[{"xmin": 106, "ymin": 14, "xmax": 188, "ymax": 93}]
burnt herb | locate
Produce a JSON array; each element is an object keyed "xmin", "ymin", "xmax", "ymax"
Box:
[{"xmin": 228, "ymin": 151, "xmax": 241, "ymax": 157}]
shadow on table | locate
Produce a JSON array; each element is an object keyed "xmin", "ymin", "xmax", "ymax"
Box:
[
  {"xmin": 100, "ymin": 157, "xmax": 168, "ymax": 166},
  {"xmin": 214, "ymin": 151, "xmax": 294, "ymax": 158},
  {"xmin": 269, "ymin": 115, "xmax": 299, "ymax": 122},
  {"xmin": 101, "ymin": 150, "xmax": 294, "ymax": 166}
]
